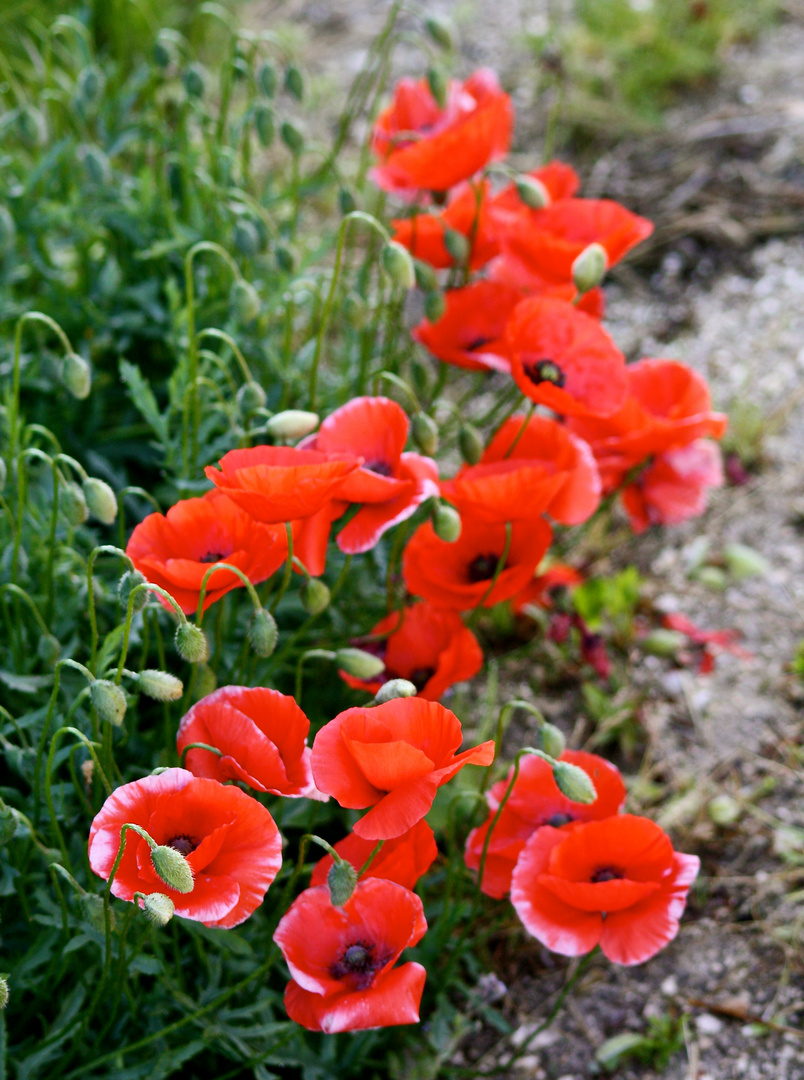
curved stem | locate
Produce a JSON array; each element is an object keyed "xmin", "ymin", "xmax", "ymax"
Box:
[
  {"xmin": 195, "ymin": 561, "xmax": 262, "ymax": 626},
  {"xmin": 115, "ymin": 583, "xmax": 186, "ymax": 685},
  {"xmin": 196, "ymin": 327, "xmax": 254, "ymax": 384},
  {"xmin": 33, "ymin": 658, "xmax": 94, "ymax": 823},
  {"xmin": 86, "ymin": 546, "xmax": 135, "ymax": 673}
]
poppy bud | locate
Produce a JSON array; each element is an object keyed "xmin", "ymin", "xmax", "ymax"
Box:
[
  {"xmin": 411, "ymin": 412, "xmax": 438, "ymax": 455},
  {"xmin": 424, "ymin": 291, "xmax": 446, "ymax": 323},
  {"xmin": 327, "ymin": 858, "xmax": 358, "ymax": 907},
  {"xmin": 300, "ymin": 576, "xmax": 330, "ymax": 615},
  {"xmin": 275, "ymin": 244, "xmax": 296, "ymax": 273},
  {"xmin": 552, "ymin": 759, "xmax": 597, "ymax": 805},
  {"xmin": 426, "ymin": 66, "xmax": 448, "ymax": 109},
  {"xmin": 249, "ymin": 607, "xmax": 278, "ymax": 658},
  {"xmin": 143, "ymin": 892, "xmax": 175, "ymax": 926},
  {"xmin": 413, "ymin": 259, "xmax": 439, "ymax": 292},
  {"xmin": 258, "ymin": 60, "xmax": 277, "ymax": 97},
  {"xmin": 425, "ymin": 16, "xmax": 453, "ymax": 51},
  {"xmin": 0, "ymin": 977, "xmax": 8, "ymax": 1011},
  {"xmin": 118, "ymin": 569, "xmax": 148, "ymax": 613},
  {"xmin": 641, "ymin": 629, "xmax": 686, "ymax": 658},
  {"xmin": 61, "ymin": 353, "xmax": 92, "ymax": 400},
  {"xmin": 195, "ymin": 663, "xmax": 217, "ymax": 699},
  {"xmin": 233, "ymin": 219, "xmax": 260, "ymax": 257},
  {"xmin": 723, "ymin": 542, "xmax": 768, "ymax": 580},
  {"xmin": 81, "ymin": 893, "xmax": 110, "ymax": 932},
  {"xmin": 254, "ymin": 103, "xmax": 275, "ymax": 146},
  {"xmin": 265, "ymin": 409, "xmax": 320, "ymax": 440},
  {"xmin": 236, "ymin": 380, "xmax": 267, "ymax": 416},
  {"xmin": 175, "ymin": 622, "xmax": 209, "ymax": 664},
  {"xmin": 381, "ymin": 241, "xmax": 416, "ymax": 290},
  {"xmin": 0, "ymin": 799, "xmax": 17, "ymax": 845},
  {"xmin": 83, "ymin": 477, "xmax": 118, "ymax": 525},
  {"xmin": 537, "ymin": 722, "xmax": 565, "ymax": 759},
  {"xmin": 280, "ymin": 121, "xmax": 305, "ymax": 156},
  {"xmin": 61, "ymin": 481, "xmax": 88, "ymax": 526},
  {"xmin": 410, "ymin": 358, "xmax": 430, "ymax": 400},
  {"xmin": 90, "ymin": 679, "xmax": 127, "ymax": 727},
  {"xmin": 231, "ymin": 279, "xmax": 261, "ymax": 323},
  {"xmin": 150, "ymin": 845, "xmax": 194, "ymax": 893},
  {"xmin": 339, "ymin": 188, "xmax": 357, "ymax": 215},
  {"xmin": 432, "ymin": 502, "xmax": 461, "ymax": 543},
  {"xmin": 373, "ymin": 678, "xmax": 417, "ymax": 705},
  {"xmin": 37, "ymin": 634, "xmax": 61, "ymax": 667},
  {"xmin": 516, "ymin": 176, "xmax": 549, "ymax": 209},
  {"xmin": 571, "ymin": 242, "xmax": 607, "ymax": 294},
  {"xmin": 0, "ymin": 207, "xmax": 15, "ymax": 253},
  {"xmin": 335, "ymin": 648, "xmax": 385, "ymax": 680},
  {"xmin": 136, "ymin": 669, "xmax": 184, "ymax": 702},
  {"xmin": 443, "ymin": 228, "xmax": 469, "ymax": 264},
  {"xmin": 0, "ymin": 459, "xmax": 6, "ymax": 493},
  {"xmin": 183, "ymin": 63, "xmax": 206, "ymax": 99},
  {"xmin": 284, "ymin": 64, "xmax": 304, "ymax": 101},
  {"xmin": 459, "ymin": 423, "xmax": 483, "ymax": 465}
]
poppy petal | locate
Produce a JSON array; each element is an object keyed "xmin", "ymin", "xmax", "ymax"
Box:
[{"xmin": 284, "ymin": 962, "xmax": 427, "ymax": 1032}]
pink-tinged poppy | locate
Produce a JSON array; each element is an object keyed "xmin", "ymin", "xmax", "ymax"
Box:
[
  {"xmin": 501, "ymin": 198, "xmax": 653, "ymax": 284},
  {"xmin": 309, "ymin": 820, "xmax": 438, "ymax": 891},
  {"xmin": 126, "ymin": 490, "xmax": 289, "ymax": 614},
  {"xmin": 88, "ymin": 768, "xmax": 282, "ymax": 928},
  {"xmin": 301, "ymin": 397, "xmax": 440, "ymax": 557},
  {"xmin": 465, "ymin": 750, "xmax": 625, "ymax": 899},
  {"xmin": 311, "ymin": 698, "xmax": 495, "ymax": 840},
  {"xmin": 446, "ymin": 414, "xmax": 601, "ymax": 526},
  {"xmin": 176, "ymin": 686, "xmax": 324, "ymax": 800},
  {"xmin": 274, "ymin": 879, "xmax": 427, "ymax": 1032},
  {"xmin": 621, "ymin": 440, "xmax": 724, "ymax": 533},
  {"xmin": 507, "ymin": 297, "xmax": 629, "ymax": 418},
  {"xmin": 370, "ymin": 69, "xmax": 513, "ymax": 198},
  {"xmin": 510, "ymin": 814, "xmax": 699, "ymax": 965},
  {"xmin": 204, "ymin": 446, "xmax": 360, "ymax": 525},
  {"xmin": 339, "ymin": 602, "xmax": 483, "ymax": 701},
  {"xmin": 391, "ymin": 180, "xmax": 500, "ymax": 270},
  {"xmin": 403, "ymin": 512, "xmax": 553, "ymax": 612},
  {"xmin": 412, "ymin": 281, "xmax": 520, "ymax": 373}
]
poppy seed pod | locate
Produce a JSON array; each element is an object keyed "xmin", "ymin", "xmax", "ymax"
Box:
[
  {"xmin": 381, "ymin": 242, "xmax": 416, "ymax": 290},
  {"xmin": 515, "ymin": 175, "xmax": 549, "ymax": 209},
  {"xmin": 259, "ymin": 60, "xmax": 277, "ymax": 97},
  {"xmin": 62, "ymin": 353, "xmax": 92, "ymax": 400},
  {"xmin": 248, "ymin": 608, "xmax": 278, "ymax": 658},
  {"xmin": 90, "ymin": 679, "xmax": 127, "ymax": 727},
  {"xmin": 571, "ymin": 242, "xmax": 608, "ymax": 294},
  {"xmin": 335, "ymin": 648, "xmax": 386, "ymax": 681},
  {"xmin": 83, "ymin": 477, "xmax": 118, "ymax": 525},
  {"xmin": 150, "ymin": 845, "xmax": 194, "ymax": 894},
  {"xmin": 300, "ymin": 577, "xmax": 330, "ymax": 615},
  {"xmin": 264, "ymin": 410, "xmax": 320, "ymax": 440},
  {"xmin": 143, "ymin": 892, "xmax": 175, "ymax": 926},
  {"xmin": 411, "ymin": 413, "xmax": 438, "ymax": 456},
  {"xmin": 231, "ymin": 279, "xmax": 261, "ymax": 323},
  {"xmin": 175, "ymin": 623, "xmax": 209, "ymax": 664},
  {"xmin": 118, "ymin": 569, "xmax": 148, "ymax": 613},
  {"xmin": 327, "ymin": 859, "xmax": 358, "ymax": 907},
  {"xmin": 551, "ymin": 759, "xmax": 597, "ymax": 804},
  {"xmin": 373, "ymin": 678, "xmax": 417, "ymax": 705},
  {"xmin": 136, "ymin": 669, "xmax": 184, "ymax": 702},
  {"xmin": 459, "ymin": 423, "xmax": 483, "ymax": 465},
  {"xmin": 432, "ymin": 502, "xmax": 461, "ymax": 543}
]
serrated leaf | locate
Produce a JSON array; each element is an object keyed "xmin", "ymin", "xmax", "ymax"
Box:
[{"xmin": 119, "ymin": 359, "xmax": 169, "ymax": 445}]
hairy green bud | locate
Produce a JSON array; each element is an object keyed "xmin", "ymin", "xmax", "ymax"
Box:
[
  {"xmin": 233, "ymin": 219, "xmax": 260, "ymax": 257},
  {"xmin": 443, "ymin": 228, "xmax": 469, "ymax": 264},
  {"xmin": 433, "ymin": 502, "xmax": 461, "ymax": 543},
  {"xmin": 60, "ymin": 481, "xmax": 89, "ymax": 527},
  {"xmin": 119, "ymin": 569, "xmax": 148, "ymax": 613},
  {"xmin": 231, "ymin": 279, "xmax": 261, "ymax": 323},
  {"xmin": 143, "ymin": 892, "xmax": 175, "ymax": 926},
  {"xmin": 275, "ymin": 244, "xmax": 296, "ymax": 273},
  {"xmin": 426, "ymin": 66, "xmax": 448, "ymax": 109},
  {"xmin": 536, "ymin": 722, "xmax": 566, "ymax": 759},
  {"xmin": 381, "ymin": 241, "xmax": 416, "ymax": 289},
  {"xmin": 516, "ymin": 176, "xmax": 549, "ymax": 209},
  {"xmin": 183, "ymin": 63, "xmax": 206, "ymax": 98},
  {"xmin": 83, "ymin": 477, "xmax": 118, "ymax": 525},
  {"xmin": 459, "ymin": 423, "xmax": 483, "ymax": 465},
  {"xmin": 335, "ymin": 648, "xmax": 385, "ymax": 680},
  {"xmin": 338, "ymin": 188, "xmax": 357, "ymax": 216},
  {"xmin": 327, "ymin": 858, "xmax": 358, "ymax": 907},
  {"xmin": 0, "ymin": 976, "xmax": 8, "ymax": 1011},
  {"xmin": 62, "ymin": 353, "xmax": 92, "ymax": 400},
  {"xmin": 90, "ymin": 679, "xmax": 127, "ymax": 727},
  {"xmin": 248, "ymin": 608, "xmax": 278, "ymax": 658},
  {"xmin": 137, "ymin": 669, "xmax": 183, "ymax": 702},
  {"xmin": 552, "ymin": 760, "xmax": 597, "ymax": 804},
  {"xmin": 265, "ymin": 410, "xmax": 320, "ymax": 440},
  {"xmin": 641, "ymin": 629, "xmax": 687, "ymax": 658},
  {"xmin": 413, "ymin": 259, "xmax": 439, "ymax": 292},
  {"xmin": 254, "ymin": 102, "xmax": 276, "ymax": 146},
  {"xmin": 151, "ymin": 845, "xmax": 194, "ymax": 893},
  {"xmin": 373, "ymin": 678, "xmax": 417, "ymax": 704},
  {"xmin": 571, "ymin": 242, "xmax": 607, "ymax": 294},
  {"xmin": 299, "ymin": 577, "xmax": 330, "ymax": 616},
  {"xmin": 175, "ymin": 622, "xmax": 209, "ymax": 664},
  {"xmin": 411, "ymin": 412, "xmax": 438, "ymax": 456},
  {"xmin": 425, "ymin": 16, "xmax": 453, "ymax": 51}
]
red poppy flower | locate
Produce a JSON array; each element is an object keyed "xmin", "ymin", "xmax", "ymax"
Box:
[
  {"xmin": 489, "ymin": 161, "xmax": 581, "ymax": 228},
  {"xmin": 501, "ymin": 198, "xmax": 653, "ymax": 284},
  {"xmin": 309, "ymin": 820, "xmax": 438, "ymax": 891},
  {"xmin": 445, "ymin": 414, "xmax": 601, "ymax": 526},
  {"xmin": 487, "ymin": 254, "xmax": 606, "ymax": 318},
  {"xmin": 403, "ymin": 512, "xmax": 553, "ymax": 611},
  {"xmin": 274, "ymin": 879, "xmax": 427, "ymax": 1033},
  {"xmin": 339, "ymin": 602, "xmax": 483, "ymax": 701},
  {"xmin": 125, "ymin": 490, "xmax": 289, "ymax": 614},
  {"xmin": 176, "ymin": 686, "xmax": 324, "ymax": 800},
  {"xmin": 465, "ymin": 750, "xmax": 626, "ymax": 899},
  {"xmin": 412, "ymin": 281, "xmax": 520, "ymax": 373},
  {"xmin": 311, "ymin": 698, "xmax": 495, "ymax": 840},
  {"xmin": 300, "ymin": 397, "xmax": 440, "ymax": 558},
  {"xmin": 507, "ymin": 297, "xmax": 628, "ymax": 417},
  {"xmin": 370, "ymin": 69, "xmax": 513, "ymax": 198},
  {"xmin": 621, "ymin": 440, "xmax": 724, "ymax": 532},
  {"xmin": 88, "ymin": 768, "xmax": 282, "ymax": 928},
  {"xmin": 511, "ymin": 564, "xmax": 584, "ymax": 615},
  {"xmin": 510, "ymin": 814, "xmax": 699, "ymax": 964},
  {"xmin": 204, "ymin": 446, "xmax": 359, "ymax": 525},
  {"xmin": 391, "ymin": 180, "xmax": 500, "ymax": 270}
]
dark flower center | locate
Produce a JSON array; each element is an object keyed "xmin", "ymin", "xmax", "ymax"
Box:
[
  {"xmin": 167, "ymin": 835, "xmax": 197, "ymax": 857},
  {"xmin": 365, "ymin": 460, "xmax": 393, "ymax": 477},
  {"xmin": 468, "ymin": 553, "xmax": 501, "ymax": 583},
  {"xmin": 591, "ymin": 866, "xmax": 623, "ymax": 883},
  {"xmin": 465, "ymin": 336, "xmax": 492, "ymax": 352},
  {"xmin": 331, "ymin": 940, "xmax": 388, "ymax": 989},
  {"xmin": 409, "ymin": 666, "xmax": 436, "ymax": 692},
  {"xmin": 200, "ymin": 551, "xmax": 228, "ymax": 564},
  {"xmin": 523, "ymin": 358, "xmax": 565, "ymax": 388},
  {"xmin": 546, "ymin": 813, "xmax": 573, "ymax": 828}
]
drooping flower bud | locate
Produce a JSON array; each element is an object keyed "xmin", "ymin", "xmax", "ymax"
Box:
[
  {"xmin": 411, "ymin": 412, "xmax": 438, "ymax": 456},
  {"xmin": 335, "ymin": 648, "xmax": 385, "ymax": 680},
  {"xmin": 83, "ymin": 477, "xmax": 118, "ymax": 525},
  {"xmin": 537, "ymin": 722, "xmax": 566, "ymax": 759},
  {"xmin": 459, "ymin": 423, "xmax": 483, "ymax": 465},
  {"xmin": 258, "ymin": 60, "xmax": 277, "ymax": 97},
  {"xmin": 443, "ymin": 228, "xmax": 469, "ymax": 264},
  {"xmin": 136, "ymin": 669, "xmax": 183, "ymax": 702},
  {"xmin": 231, "ymin": 279, "xmax": 261, "ymax": 323},
  {"xmin": 381, "ymin": 241, "xmax": 416, "ymax": 289},
  {"xmin": 426, "ymin": 66, "xmax": 448, "ymax": 109},
  {"xmin": 118, "ymin": 569, "xmax": 148, "ymax": 613},
  {"xmin": 90, "ymin": 679, "xmax": 127, "ymax": 727},
  {"xmin": 432, "ymin": 502, "xmax": 461, "ymax": 543},
  {"xmin": 516, "ymin": 176, "xmax": 549, "ymax": 209},
  {"xmin": 284, "ymin": 64, "xmax": 304, "ymax": 101},
  {"xmin": 37, "ymin": 634, "xmax": 61, "ymax": 668},
  {"xmin": 424, "ymin": 291, "xmax": 446, "ymax": 323},
  {"xmin": 254, "ymin": 103, "xmax": 275, "ymax": 146},
  {"xmin": 571, "ymin": 242, "xmax": 607, "ymax": 294},
  {"xmin": 373, "ymin": 678, "xmax": 417, "ymax": 705},
  {"xmin": 327, "ymin": 858, "xmax": 358, "ymax": 907},
  {"xmin": 248, "ymin": 608, "xmax": 278, "ymax": 658},
  {"xmin": 552, "ymin": 759, "xmax": 597, "ymax": 804},
  {"xmin": 143, "ymin": 892, "xmax": 175, "ymax": 926},
  {"xmin": 175, "ymin": 623, "xmax": 209, "ymax": 664},
  {"xmin": 265, "ymin": 409, "xmax": 320, "ymax": 440},
  {"xmin": 61, "ymin": 353, "xmax": 92, "ymax": 400},
  {"xmin": 299, "ymin": 577, "xmax": 330, "ymax": 615},
  {"xmin": 425, "ymin": 16, "xmax": 453, "ymax": 51},
  {"xmin": 236, "ymin": 380, "xmax": 267, "ymax": 416},
  {"xmin": 280, "ymin": 121, "xmax": 305, "ymax": 156},
  {"xmin": 151, "ymin": 845, "xmax": 194, "ymax": 893}
]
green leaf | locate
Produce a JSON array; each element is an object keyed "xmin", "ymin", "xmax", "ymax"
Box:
[
  {"xmin": 0, "ymin": 671, "xmax": 53, "ymax": 694},
  {"xmin": 119, "ymin": 359, "xmax": 169, "ymax": 445}
]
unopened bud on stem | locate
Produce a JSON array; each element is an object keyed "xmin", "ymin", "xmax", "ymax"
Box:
[
  {"xmin": 433, "ymin": 502, "xmax": 461, "ymax": 543},
  {"xmin": 62, "ymin": 353, "xmax": 92, "ymax": 400},
  {"xmin": 248, "ymin": 608, "xmax": 278, "ymax": 658},
  {"xmin": 90, "ymin": 679, "xmax": 127, "ymax": 727},
  {"xmin": 151, "ymin": 845, "xmax": 194, "ymax": 893},
  {"xmin": 411, "ymin": 412, "xmax": 438, "ymax": 456},
  {"xmin": 335, "ymin": 648, "xmax": 385, "ymax": 680},
  {"xmin": 381, "ymin": 241, "xmax": 416, "ymax": 289},
  {"xmin": 175, "ymin": 622, "xmax": 209, "ymax": 664},
  {"xmin": 571, "ymin": 243, "xmax": 607, "ymax": 294},
  {"xmin": 300, "ymin": 577, "xmax": 330, "ymax": 615},
  {"xmin": 552, "ymin": 760, "xmax": 597, "ymax": 804},
  {"xmin": 83, "ymin": 477, "xmax": 118, "ymax": 525},
  {"xmin": 373, "ymin": 679, "xmax": 417, "ymax": 704},
  {"xmin": 327, "ymin": 858, "xmax": 358, "ymax": 907},
  {"xmin": 265, "ymin": 410, "xmax": 320, "ymax": 440},
  {"xmin": 136, "ymin": 669, "xmax": 184, "ymax": 702}
]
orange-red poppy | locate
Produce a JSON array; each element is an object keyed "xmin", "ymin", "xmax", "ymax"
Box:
[
  {"xmin": 204, "ymin": 446, "xmax": 359, "ymax": 525},
  {"xmin": 487, "ymin": 255, "xmax": 606, "ymax": 318},
  {"xmin": 444, "ymin": 414, "xmax": 601, "ymax": 526},
  {"xmin": 403, "ymin": 511, "xmax": 553, "ymax": 611},
  {"xmin": 339, "ymin": 602, "xmax": 484, "ymax": 701},
  {"xmin": 311, "ymin": 698, "xmax": 495, "ymax": 840},
  {"xmin": 391, "ymin": 180, "xmax": 499, "ymax": 270},
  {"xmin": 88, "ymin": 768, "xmax": 282, "ymax": 927},
  {"xmin": 412, "ymin": 280, "xmax": 519, "ymax": 373},
  {"xmin": 510, "ymin": 814, "xmax": 699, "ymax": 965},
  {"xmin": 370, "ymin": 69, "xmax": 513, "ymax": 198},
  {"xmin": 507, "ymin": 297, "xmax": 628, "ymax": 417},
  {"xmin": 125, "ymin": 489, "xmax": 289, "ymax": 614},
  {"xmin": 465, "ymin": 750, "xmax": 626, "ymax": 899},
  {"xmin": 309, "ymin": 820, "xmax": 438, "ymax": 891},
  {"xmin": 176, "ymin": 686, "xmax": 323, "ymax": 800},
  {"xmin": 621, "ymin": 439, "xmax": 723, "ymax": 532},
  {"xmin": 274, "ymin": 879, "xmax": 427, "ymax": 1032}
]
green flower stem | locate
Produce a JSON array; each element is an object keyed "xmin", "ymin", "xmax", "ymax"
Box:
[
  {"xmin": 196, "ymin": 327, "xmax": 255, "ymax": 384},
  {"xmin": 268, "ymin": 523, "xmax": 295, "ymax": 615},
  {"xmin": 54, "ymin": 452, "xmax": 88, "ymax": 481},
  {"xmin": 179, "ymin": 742, "xmax": 222, "ymax": 768},
  {"xmin": 480, "ymin": 699, "xmax": 547, "ymax": 795},
  {"xmin": 371, "ymin": 369, "xmax": 420, "ymax": 412},
  {"xmin": 502, "ymin": 400, "xmax": 536, "ymax": 459},
  {"xmin": 195, "ymin": 561, "xmax": 262, "ymax": 627},
  {"xmin": 87, "ymin": 545, "xmax": 135, "ymax": 674},
  {"xmin": 33, "ymin": 658, "xmax": 94, "ymax": 824},
  {"xmin": 116, "ymin": 582, "xmax": 186, "ymax": 685},
  {"xmin": 268, "ymin": 554, "xmax": 352, "ymax": 672},
  {"xmin": 45, "ymin": 726, "xmax": 110, "ymax": 867},
  {"xmin": 357, "ymin": 840, "xmax": 384, "ymax": 877},
  {"xmin": 467, "ymin": 521, "xmax": 513, "ymax": 629},
  {"xmin": 24, "ymin": 423, "xmax": 61, "ymax": 452}
]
